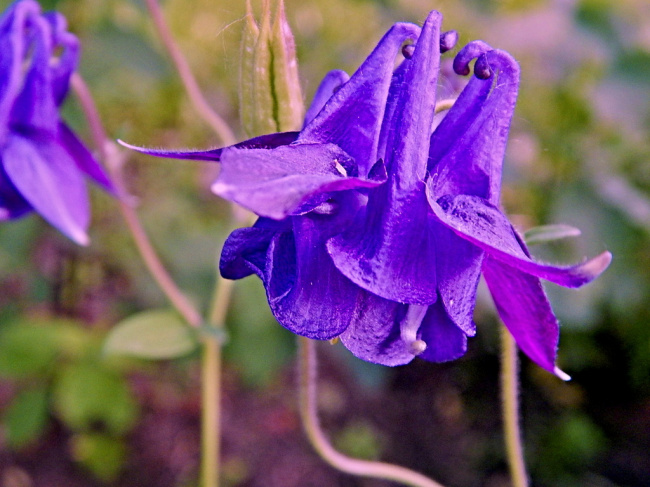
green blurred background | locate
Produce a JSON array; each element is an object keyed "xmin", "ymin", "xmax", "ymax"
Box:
[{"xmin": 0, "ymin": 0, "xmax": 648, "ymax": 485}]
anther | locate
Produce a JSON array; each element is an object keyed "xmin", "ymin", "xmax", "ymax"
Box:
[
  {"xmin": 402, "ymin": 44, "xmax": 415, "ymax": 59},
  {"xmin": 440, "ymin": 30, "xmax": 458, "ymax": 53}
]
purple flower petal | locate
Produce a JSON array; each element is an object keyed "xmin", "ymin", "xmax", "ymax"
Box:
[
  {"xmin": 418, "ymin": 300, "xmax": 468, "ymax": 362},
  {"xmin": 429, "ymin": 48, "xmax": 520, "ymax": 205},
  {"xmin": 328, "ymin": 188, "xmax": 437, "ymax": 304},
  {"xmin": 117, "ymin": 131, "xmax": 300, "ymax": 162},
  {"xmin": 482, "ymin": 255, "xmax": 561, "ymax": 375},
  {"xmin": 327, "ymin": 12, "xmax": 443, "ymax": 305},
  {"xmin": 339, "ymin": 300, "xmax": 415, "ymax": 367},
  {"xmin": 428, "ymin": 192, "xmax": 612, "ymax": 288},
  {"xmin": 9, "ymin": 15, "xmax": 59, "ymax": 134},
  {"xmin": 380, "ymin": 10, "xmax": 442, "ymax": 187},
  {"xmin": 341, "ymin": 297, "xmax": 468, "ymax": 366},
  {"xmin": 220, "ymin": 217, "xmax": 291, "ymax": 279},
  {"xmin": 434, "ymin": 220, "xmax": 482, "ymax": 336},
  {"xmin": 303, "ymin": 70, "xmax": 350, "ymax": 128},
  {"xmin": 264, "ymin": 217, "xmax": 364, "ymax": 339},
  {"xmin": 42, "ymin": 11, "xmax": 78, "ymax": 106},
  {"xmin": 299, "ymin": 22, "xmax": 421, "ymax": 177},
  {"xmin": 213, "ymin": 143, "xmax": 386, "ymax": 220},
  {"xmin": 3, "ymin": 132, "xmax": 90, "ymax": 245},
  {"xmin": 0, "ymin": 0, "xmax": 40, "ymax": 141},
  {"xmin": 0, "ymin": 163, "xmax": 31, "ymax": 219}
]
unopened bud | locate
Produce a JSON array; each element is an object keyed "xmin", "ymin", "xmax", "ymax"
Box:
[
  {"xmin": 239, "ymin": 0, "xmax": 304, "ymax": 138},
  {"xmin": 271, "ymin": 0, "xmax": 304, "ymax": 131}
]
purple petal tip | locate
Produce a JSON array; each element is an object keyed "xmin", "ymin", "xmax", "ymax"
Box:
[
  {"xmin": 117, "ymin": 139, "xmax": 156, "ymax": 154},
  {"xmin": 554, "ymin": 366, "xmax": 571, "ymax": 381},
  {"xmin": 582, "ymin": 251, "xmax": 613, "ymax": 281},
  {"xmin": 67, "ymin": 227, "xmax": 90, "ymax": 246}
]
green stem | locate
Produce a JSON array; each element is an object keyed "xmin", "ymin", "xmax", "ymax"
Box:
[
  {"xmin": 201, "ymin": 330, "xmax": 221, "ymax": 487},
  {"xmin": 500, "ymin": 326, "xmax": 529, "ymax": 487},
  {"xmin": 297, "ymin": 337, "xmax": 446, "ymax": 487},
  {"xmin": 201, "ymin": 273, "xmax": 235, "ymax": 487}
]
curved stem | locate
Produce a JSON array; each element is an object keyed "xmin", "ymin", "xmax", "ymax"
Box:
[
  {"xmin": 500, "ymin": 326, "xmax": 529, "ymax": 487},
  {"xmin": 142, "ymin": 0, "xmax": 237, "ymax": 146},
  {"xmin": 297, "ymin": 337, "xmax": 446, "ymax": 487},
  {"xmin": 70, "ymin": 73, "xmax": 202, "ymax": 328}
]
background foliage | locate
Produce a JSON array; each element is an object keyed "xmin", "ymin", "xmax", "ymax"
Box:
[{"xmin": 0, "ymin": 0, "xmax": 648, "ymax": 486}]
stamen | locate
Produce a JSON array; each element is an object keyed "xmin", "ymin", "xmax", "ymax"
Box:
[
  {"xmin": 402, "ymin": 43, "xmax": 415, "ymax": 59},
  {"xmin": 434, "ymin": 98, "xmax": 456, "ymax": 114},
  {"xmin": 440, "ymin": 30, "xmax": 458, "ymax": 53},
  {"xmin": 400, "ymin": 305, "xmax": 428, "ymax": 355}
]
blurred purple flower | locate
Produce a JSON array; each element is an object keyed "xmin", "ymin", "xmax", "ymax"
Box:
[
  {"xmin": 124, "ymin": 11, "xmax": 610, "ymax": 376},
  {"xmin": 0, "ymin": 0, "xmax": 113, "ymax": 245}
]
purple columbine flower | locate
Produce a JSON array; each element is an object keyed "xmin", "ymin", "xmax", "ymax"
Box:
[
  {"xmin": 0, "ymin": 0, "xmax": 113, "ymax": 245},
  {"xmin": 124, "ymin": 11, "xmax": 611, "ymax": 376}
]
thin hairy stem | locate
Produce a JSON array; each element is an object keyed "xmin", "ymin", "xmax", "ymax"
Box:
[
  {"xmin": 298, "ymin": 337, "xmax": 446, "ymax": 487},
  {"xmin": 500, "ymin": 326, "xmax": 529, "ymax": 487},
  {"xmin": 70, "ymin": 73, "xmax": 202, "ymax": 328},
  {"xmin": 142, "ymin": 0, "xmax": 236, "ymax": 146},
  {"xmin": 201, "ymin": 327, "xmax": 221, "ymax": 487},
  {"xmin": 200, "ymin": 272, "xmax": 235, "ymax": 487}
]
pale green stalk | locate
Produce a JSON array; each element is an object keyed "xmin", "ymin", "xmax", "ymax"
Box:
[
  {"xmin": 298, "ymin": 337, "xmax": 447, "ymax": 487},
  {"xmin": 500, "ymin": 326, "xmax": 529, "ymax": 487}
]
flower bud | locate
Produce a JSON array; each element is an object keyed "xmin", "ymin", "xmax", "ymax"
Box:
[{"xmin": 239, "ymin": 0, "xmax": 303, "ymax": 137}]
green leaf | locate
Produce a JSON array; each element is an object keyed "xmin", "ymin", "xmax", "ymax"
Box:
[
  {"xmin": 334, "ymin": 421, "xmax": 383, "ymax": 460},
  {"xmin": 104, "ymin": 309, "xmax": 198, "ymax": 360},
  {"xmin": 52, "ymin": 362, "xmax": 138, "ymax": 435},
  {"xmin": 524, "ymin": 224, "xmax": 582, "ymax": 246},
  {"xmin": 71, "ymin": 433, "xmax": 126, "ymax": 481},
  {"xmin": 0, "ymin": 324, "xmax": 59, "ymax": 378},
  {"xmin": 3, "ymin": 387, "xmax": 49, "ymax": 449}
]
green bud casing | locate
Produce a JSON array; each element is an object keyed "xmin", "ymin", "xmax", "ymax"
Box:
[{"xmin": 239, "ymin": 0, "xmax": 304, "ymax": 137}]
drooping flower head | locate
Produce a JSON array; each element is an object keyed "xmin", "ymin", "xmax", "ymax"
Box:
[
  {"xmin": 0, "ymin": 0, "xmax": 113, "ymax": 245},
  {"xmin": 124, "ymin": 11, "xmax": 611, "ymax": 377}
]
